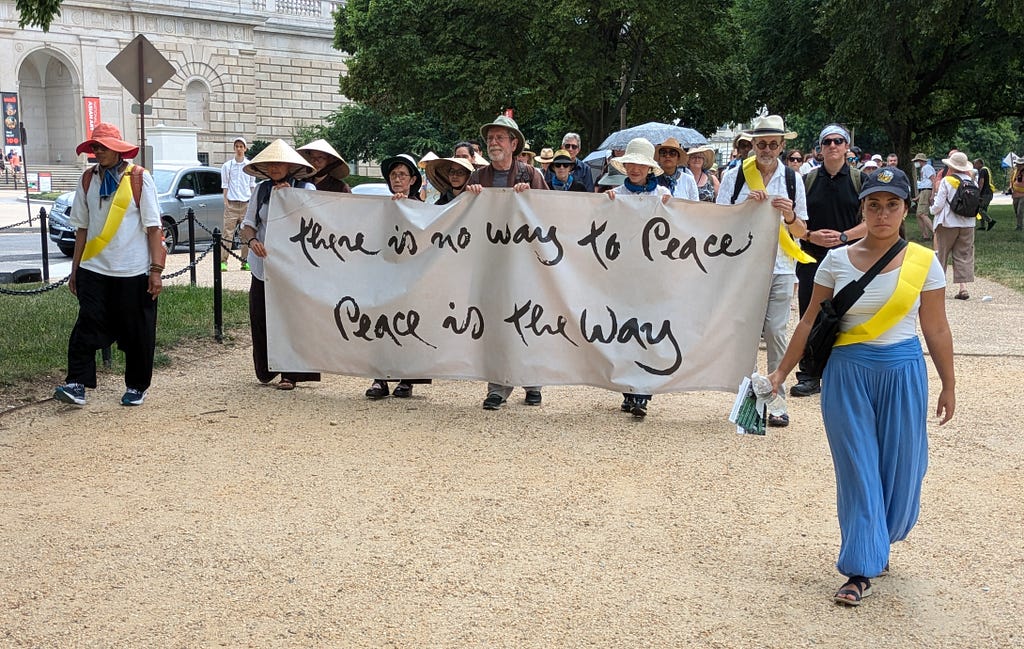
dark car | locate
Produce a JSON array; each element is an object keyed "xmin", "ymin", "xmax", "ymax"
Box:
[{"xmin": 48, "ymin": 164, "xmax": 229, "ymax": 256}]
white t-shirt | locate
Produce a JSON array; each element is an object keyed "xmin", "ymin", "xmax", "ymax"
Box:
[
  {"xmin": 814, "ymin": 246, "xmax": 946, "ymax": 346},
  {"xmin": 71, "ymin": 165, "xmax": 161, "ymax": 277}
]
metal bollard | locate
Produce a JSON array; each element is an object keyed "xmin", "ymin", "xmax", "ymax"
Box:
[
  {"xmin": 187, "ymin": 208, "xmax": 197, "ymax": 287},
  {"xmin": 38, "ymin": 206, "xmax": 49, "ymax": 281},
  {"xmin": 213, "ymin": 228, "xmax": 223, "ymax": 343}
]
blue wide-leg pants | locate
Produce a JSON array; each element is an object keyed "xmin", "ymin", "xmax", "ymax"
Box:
[{"xmin": 820, "ymin": 337, "xmax": 929, "ymax": 578}]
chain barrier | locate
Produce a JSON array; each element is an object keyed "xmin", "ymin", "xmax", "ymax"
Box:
[
  {"xmin": 0, "ymin": 242, "xmax": 217, "ymax": 294},
  {"xmin": 0, "ymin": 216, "xmax": 37, "ymax": 231},
  {"xmin": 190, "ymin": 219, "xmax": 248, "ymax": 264},
  {"xmin": 0, "ymin": 275, "xmax": 70, "ymax": 295}
]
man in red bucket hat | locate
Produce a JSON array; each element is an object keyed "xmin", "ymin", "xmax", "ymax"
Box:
[{"xmin": 54, "ymin": 122, "xmax": 164, "ymax": 407}]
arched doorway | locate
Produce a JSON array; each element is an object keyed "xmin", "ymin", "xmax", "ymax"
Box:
[{"xmin": 18, "ymin": 49, "xmax": 81, "ymax": 165}]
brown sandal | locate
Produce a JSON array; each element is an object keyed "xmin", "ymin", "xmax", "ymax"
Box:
[{"xmin": 277, "ymin": 378, "xmax": 295, "ymax": 391}]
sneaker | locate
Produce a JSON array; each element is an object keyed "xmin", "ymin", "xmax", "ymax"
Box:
[
  {"xmin": 768, "ymin": 413, "xmax": 790, "ymax": 427},
  {"xmin": 790, "ymin": 378, "xmax": 821, "ymax": 397},
  {"xmin": 620, "ymin": 395, "xmax": 635, "ymax": 412},
  {"xmin": 54, "ymin": 382, "xmax": 86, "ymax": 406},
  {"xmin": 631, "ymin": 397, "xmax": 648, "ymax": 419},
  {"xmin": 121, "ymin": 388, "xmax": 147, "ymax": 406},
  {"xmin": 482, "ymin": 393, "xmax": 506, "ymax": 410},
  {"xmin": 241, "ymin": 262, "xmax": 251, "ymax": 271},
  {"xmin": 524, "ymin": 389, "xmax": 542, "ymax": 406},
  {"xmin": 219, "ymin": 262, "xmax": 228, "ymax": 272}
]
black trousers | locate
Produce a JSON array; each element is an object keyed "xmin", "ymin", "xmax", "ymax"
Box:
[
  {"xmin": 249, "ymin": 277, "xmax": 321, "ymax": 384},
  {"xmin": 794, "ymin": 260, "xmax": 822, "ymax": 383},
  {"xmin": 66, "ymin": 267, "xmax": 157, "ymax": 391}
]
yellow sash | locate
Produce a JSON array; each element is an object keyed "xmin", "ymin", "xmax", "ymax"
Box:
[
  {"xmin": 943, "ymin": 175, "xmax": 981, "ymax": 220},
  {"xmin": 741, "ymin": 157, "xmax": 815, "ymax": 263},
  {"xmin": 81, "ymin": 164, "xmax": 135, "ymax": 262},
  {"xmin": 834, "ymin": 242, "xmax": 932, "ymax": 346}
]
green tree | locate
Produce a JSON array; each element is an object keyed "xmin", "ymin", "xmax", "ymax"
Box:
[
  {"xmin": 735, "ymin": 0, "xmax": 1024, "ymax": 175},
  {"xmin": 334, "ymin": 0, "xmax": 748, "ymax": 150},
  {"xmin": 15, "ymin": 0, "xmax": 62, "ymax": 30}
]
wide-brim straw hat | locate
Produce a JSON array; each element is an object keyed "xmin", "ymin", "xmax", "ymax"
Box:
[
  {"xmin": 418, "ymin": 151, "xmax": 439, "ymax": 168},
  {"xmin": 550, "ymin": 149, "xmax": 574, "ymax": 166},
  {"xmin": 424, "ymin": 157, "xmax": 475, "ymax": 194},
  {"xmin": 656, "ymin": 137, "xmax": 688, "ymax": 162},
  {"xmin": 381, "ymin": 153, "xmax": 423, "ymax": 196},
  {"xmin": 685, "ymin": 145, "xmax": 716, "ymax": 170},
  {"xmin": 297, "ymin": 139, "xmax": 350, "ymax": 180},
  {"xmin": 942, "ymin": 151, "xmax": 973, "ymax": 173},
  {"xmin": 480, "ymin": 115, "xmax": 526, "ymax": 157},
  {"xmin": 610, "ymin": 138, "xmax": 663, "ymax": 176},
  {"xmin": 75, "ymin": 122, "xmax": 140, "ymax": 158},
  {"xmin": 521, "ymin": 149, "xmax": 536, "ymax": 158},
  {"xmin": 244, "ymin": 139, "xmax": 314, "ymax": 180},
  {"xmin": 911, "ymin": 153, "xmax": 929, "ymax": 163},
  {"xmin": 535, "ymin": 147, "xmax": 555, "ymax": 164},
  {"xmin": 747, "ymin": 114, "xmax": 797, "ymax": 140}
]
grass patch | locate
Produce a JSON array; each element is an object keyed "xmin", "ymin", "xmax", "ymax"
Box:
[
  {"xmin": 974, "ymin": 204, "xmax": 1024, "ymax": 293},
  {"xmin": 0, "ymin": 284, "xmax": 249, "ymax": 388}
]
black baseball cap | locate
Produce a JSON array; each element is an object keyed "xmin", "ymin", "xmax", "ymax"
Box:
[{"xmin": 858, "ymin": 167, "xmax": 911, "ymax": 200}]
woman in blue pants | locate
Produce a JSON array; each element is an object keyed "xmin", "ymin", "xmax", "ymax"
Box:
[{"xmin": 769, "ymin": 167, "xmax": 955, "ymax": 606}]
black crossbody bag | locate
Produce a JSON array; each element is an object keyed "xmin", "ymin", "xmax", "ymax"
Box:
[{"xmin": 802, "ymin": 239, "xmax": 907, "ymax": 378}]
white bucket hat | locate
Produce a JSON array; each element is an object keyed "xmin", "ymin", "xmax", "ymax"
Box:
[
  {"xmin": 610, "ymin": 138, "xmax": 663, "ymax": 176},
  {"xmin": 942, "ymin": 151, "xmax": 973, "ymax": 173}
]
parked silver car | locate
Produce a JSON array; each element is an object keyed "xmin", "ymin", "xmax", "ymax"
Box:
[{"xmin": 48, "ymin": 164, "xmax": 228, "ymax": 256}]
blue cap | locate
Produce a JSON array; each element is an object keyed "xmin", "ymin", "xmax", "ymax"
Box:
[{"xmin": 858, "ymin": 167, "xmax": 911, "ymax": 200}]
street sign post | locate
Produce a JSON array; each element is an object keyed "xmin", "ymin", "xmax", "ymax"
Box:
[{"xmin": 106, "ymin": 35, "xmax": 176, "ymax": 168}]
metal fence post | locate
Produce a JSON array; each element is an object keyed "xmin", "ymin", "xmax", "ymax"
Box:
[
  {"xmin": 187, "ymin": 207, "xmax": 197, "ymax": 287},
  {"xmin": 213, "ymin": 228, "xmax": 223, "ymax": 343},
  {"xmin": 38, "ymin": 206, "xmax": 49, "ymax": 282}
]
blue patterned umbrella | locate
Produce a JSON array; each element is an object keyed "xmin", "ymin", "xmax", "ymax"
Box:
[{"xmin": 598, "ymin": 122, "xmax": 707, "ymax": 151}]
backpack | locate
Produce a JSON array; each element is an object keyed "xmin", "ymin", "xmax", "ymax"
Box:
[
  {"xmin": 730, "ymin": 164, "xmax": 798, "ymax": 204},
  {"xmin": 81, "ymin": 163, "xmax": 144, "ymax": 208},
  {"xmin": 804, "ymin": 164, "xmax": 862, "ymax": 196},
  {"xmin": 946, "ymin": 175, "xmax": 981, "ymax": 218}
]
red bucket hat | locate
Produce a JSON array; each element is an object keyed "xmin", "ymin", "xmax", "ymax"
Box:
[{"xmin": 76, "ymin": 122, "xmax": 140, "ymax": 158}]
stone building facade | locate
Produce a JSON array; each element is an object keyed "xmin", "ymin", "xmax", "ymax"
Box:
[{"xmin": 0, "ymin": 0, "xmax": 348, "ymax": 170}]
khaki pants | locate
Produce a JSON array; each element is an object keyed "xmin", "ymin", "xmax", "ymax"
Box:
[
  {"xmin": 223, "ymin": 200, "xmax": 249, "ymax": 263},
  {"xmin": 933, "ymin": 224, "xmax": 975, "ymax": 284},
  {"xmin": 914, "ymin": 189, "xmax": 933, "ymax": 239}
]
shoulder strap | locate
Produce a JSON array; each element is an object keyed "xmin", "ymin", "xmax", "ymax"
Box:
[
  {"xmin": 784, "ymin": 166, "xmax": 796, "ymax": 202},
  {"xmin": 81, "ymin": 164, "xmax": 98, "ymax": 194},
  {"xmin": 835, "ymin": 242, "xmax": 932, "ymax": 346},
  {"xmin": 804, "ymin": 167, "xmax": 819, "ymax": 195},
  {"xmin": 729, "ymin": 168, "xmax": 746, "ymax": 204},
  {"xmin": 831, "ymin": 239, "xmax": 908, "ymax": 315},
  {"xmin": 849, "ymin": 166, "xmax": 862, "ymax": 194},
  {"xmin": 81, "ymin": 163, "xmax": 143, "ymax": 208}
]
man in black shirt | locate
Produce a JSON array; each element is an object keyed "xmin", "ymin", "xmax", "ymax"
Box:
[{"xmin": 791, "ymin": 124, "xmax": 866, "ymax": 397}]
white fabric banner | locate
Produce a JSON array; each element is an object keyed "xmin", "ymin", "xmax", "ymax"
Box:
[{"xmin": 264, "ymin": 188, "xmax": 780, "ymax": 394}]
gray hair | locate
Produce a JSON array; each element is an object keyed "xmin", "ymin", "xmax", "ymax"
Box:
[{"xmin": 562, "ymin": 132, "xmax": 581, "ymax": 146}]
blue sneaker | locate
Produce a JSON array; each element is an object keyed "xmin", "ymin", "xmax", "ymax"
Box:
[
  {"xmin": 121, "ymin": 388, "xmax": 147, "ymax": 406},
  {"xmin": 54, "ymin": 383, "xmax": 86, "ymax": 406}
]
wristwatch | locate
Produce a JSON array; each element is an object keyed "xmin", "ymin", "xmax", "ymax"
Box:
[{"xmin": 839, "ymin": 232, "xmax": 849, "ymax": 244}]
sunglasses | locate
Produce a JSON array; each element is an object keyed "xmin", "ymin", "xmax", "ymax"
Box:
[
  {"xmin": 821, "ymin": 137, "xmax": 847, "ymax": 147},
  {"xmin": 552, "ymin": 162, "xmax": 573, "ymax": 168},
  {"xmin": 788, "ymin": 156, "xmax": 803, "ymax": 162},
  {"xmin": 754, "ymin": 141, "xmax": 781, "ymax": 151},
  {"xmin": 563, "ymin": 143, "xmax": 580, "ymax": 149},
  {"xmin": 658, "ymin": 149, "xmax": 681, "ymax": 157}
]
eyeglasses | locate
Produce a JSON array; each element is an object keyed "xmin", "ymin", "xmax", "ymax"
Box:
[
  {"xmin": 563, "ymin": 143, "xmax": 580, "ymax": 149},
  {"xmin": 821, "ymin": 137, "xmax": 847, "ymax": 147},
  {"xmin": 90, "ymin": 144, "xmax": 109, "ymax": 153},
  {"xmin": 447, "ymin": 167, "xmax": 470, "ymax": 176},
  {"xmin": 486, "ymin": 133, "xmax": 511, "ymax": 143},
  {"xmin": 658, "ymin": 149, "xmax": 680, "ymax": 157},
  {"xmin": 788, "ymin": 156, "xmax": 803, "ymax": 162},
  {"xmin": 388, "ymin": 171, "xmax": 411, "ymax": 180},
  {"xmin": 754, "ymin": 141, "xmax": 781, "ymax": 151}
]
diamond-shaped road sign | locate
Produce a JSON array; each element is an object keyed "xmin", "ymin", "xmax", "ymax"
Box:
[{"xmin": 106, "ymin": 34, "xmax": 176, "ymax": 104}]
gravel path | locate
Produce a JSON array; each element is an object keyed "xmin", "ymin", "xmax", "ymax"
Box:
[{"xmin": 1, "ymin": 268, "xmax": 1022, "ymax": 648}]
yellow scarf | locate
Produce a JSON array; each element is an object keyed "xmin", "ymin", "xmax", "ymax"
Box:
[
  {"xmin": 741, "ymin": 157, "xmax": 815, "ymax": 264},
  {"xmin": 81, "ymin": 164, "xmax": 135, "ymax": 262},
  {"xmin": 835, "ymin": 242, "xmax": 932, "ymax": 346}
]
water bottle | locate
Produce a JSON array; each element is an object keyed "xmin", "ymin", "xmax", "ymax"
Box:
[{"xmin": 751, "ymin": 373, "xmax": 786, "ymax": 417}]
